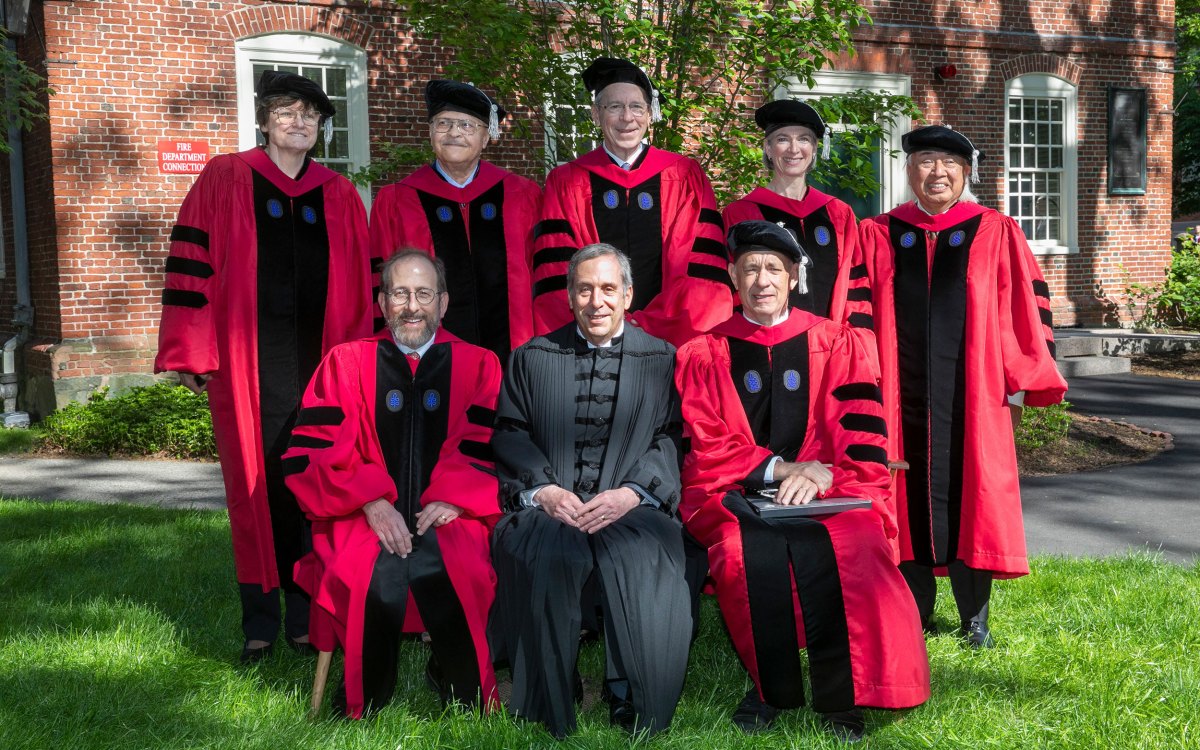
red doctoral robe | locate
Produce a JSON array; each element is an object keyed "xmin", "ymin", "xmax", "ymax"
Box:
[
  {"xmin": 850, "ymin": 200, "xmax": 1067, "ymax": 577},
  {"xmin": 155, "ymin": 148, "xmax": 374, "ymax": 590},
  {"xmin": 282, "ymin": 329, "xmax": 502, "ymax": 718},
  {"xmin": 370, "ymin": 161, "xmax": 541, "ymax": 360},
  {"xmin": 677, "ymin": 311, "xmax": 929, "ymax": 710},
  {"xmin": 532, "ymin": 146, "xmax": 732, "ymax": 346},
  {"xmin": 722, "ymin": 187, "xmax": 860, "ymax": 321}
]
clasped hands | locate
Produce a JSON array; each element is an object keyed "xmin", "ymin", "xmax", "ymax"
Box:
[
  {"xmin": 536, "ymin": 485, "xmax": 639, "ymax": 534},
  {"xmin": 768, "ymin": 461, "xmax": 833, "ymax": 505},
  {"xmin": 363, "ymin": 498, "xmax": 463, "ymax": 557}
]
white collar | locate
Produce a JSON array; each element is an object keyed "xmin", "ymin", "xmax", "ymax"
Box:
[
  {"xmin": 603, "ymin": 142, "xmax": 646, "ymax": 170},
  {"xmin": 433, "ymin": 160, "xmax": 479, "ymax": 188},
  {"xmin": 575, "ymin": 321, "xmax": 625, "ymax": 348},
  {"xmin": 393, "ymin": 331, "xmax": 437, "ymax": 359},
  {"xmin": 742, "ymin": 308, "xmax": 790, "ymax": 328}
]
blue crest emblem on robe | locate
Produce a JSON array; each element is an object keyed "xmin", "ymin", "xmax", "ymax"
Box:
[
  {"xmin": 637, "ymin": 192, "xmax": 654, "ymax": 210},
  {"xmin": 266, "ymin": 199, "xmax": 284, "ymax": 219},
  {"xmin": 301, "ymin": 206, "xmax": 318, "ymax": 225},
  {"xmin": 949, "ymin": 230, "xmax": 966, "ymax": 247},
  {"xmin": 900, "ymin": 231, "xmax": 917, "ymax": 249},
  {"xmin": 814, "ymin": 226, "xmax": 831, "ymax": 247},
  {"xmin": 743, "ymin": 370, "xmax": 763, "ymax": 394},
  {"xmin": 481, "ymin": 203, "xmax": 497, "ymax": 220},
  {"xmin": 423, "ymin": 389, "xmax": 441, "ymax": 411},
  {"xmin": 603, "ymin": 189, "xmax": 620, "ymax": 209},
  {"xmin": 436, "ymin": 206, "xmax": 454, "ymax": 223},
  {"xmin": 386, "ymin": 389, "xmax": 404, "ymax": 412},
  {"xmin": 784, "ymin": 369, "xmax": 801, "ymax": 391}
]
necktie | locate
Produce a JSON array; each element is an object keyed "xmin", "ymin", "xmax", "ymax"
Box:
[{"xmin": 407, "ymin": 351, "xmax": 420, "ymax": 374}]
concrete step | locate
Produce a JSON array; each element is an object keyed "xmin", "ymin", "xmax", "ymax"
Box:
[
  {"xmin": 1054, "ymin": 335, "xmax": 1102, "ymax": 359},
  {"xmin": 1057, "ymin": 355, "xmax": 1132, "ymax": 378}
]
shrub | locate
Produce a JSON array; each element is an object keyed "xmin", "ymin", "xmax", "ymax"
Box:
[
  {"xmin": 40, "ymin": 383, "xmax": 216, "ymax": 459},
  {"xmin": 1125, "ymin": 234, "xmax": 1200, "ymax": 330},
  {"xmin": 1015, "ymin": 400, "xmax": 1073, "ymax": 451}
]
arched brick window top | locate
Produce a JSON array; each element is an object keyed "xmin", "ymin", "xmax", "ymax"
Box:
[
  {"xmin": 224, "ymin": 5, "xmax": 374, "ymax": 50},
  {"xmin": 1000, "ymin": 55, "xmax": 1083, "ymax": 88}
]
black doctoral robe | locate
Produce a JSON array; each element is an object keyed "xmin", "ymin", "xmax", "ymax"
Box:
[{"xmin": 490, "ymin": 323, "xmax": 691, "ymax": 738}]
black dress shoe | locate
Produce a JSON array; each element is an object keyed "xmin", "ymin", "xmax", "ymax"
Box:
[
  {"xmin": 732, "ymin": 687, "xmax": 779, "ymax": 733},
  {"xmin": 239, "ymin": 641, "xmax": 274, "ymax": 664},
  {"xmin": 822, "ymin": 708, "xmax": 865, "ymax": 743},
  {"xmin": 286, "ymin": 636, "xmax": 317, "ymax": 655},
  {"xmin": 922, "ymin": 617, "xmax": 939, "ymax": 636},
  {"xmin": 962, "ymin": 619, "xmax": 995, "ymax": 649},
  {"xmin": 425, "ymin": 654, "xmax": 448, "ymax": 701},
  {"xmin": 609, "ymin": 698, "xmax": 637, "ymax": 732}
]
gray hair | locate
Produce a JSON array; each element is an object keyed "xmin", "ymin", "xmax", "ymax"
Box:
[
  {"xmin": 379, "ymin": 249, "xmax": 448, "ymax": 294},
  {"xmin": 567, "ymin": 243, "xmax": 633, "ymax": 291}
]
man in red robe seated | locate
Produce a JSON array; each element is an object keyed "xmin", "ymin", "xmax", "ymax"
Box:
[
  {"xmin": 676, "ymin": 221, "xmax": 930, "ymax": 741},
  {"xmin": 531, "ymin": 57, "xmax": 731, "ymax": 346},
  {"xmin": 282, "ymin": 251, "xmax": 502, "ymax": 719},
  {"xmin": 845, "ymin": 126, "xmax": 1067, "ymax": 648},
  {"xmin": 370, "ymin": 80, "xmax": 541, "ymax": 364}
]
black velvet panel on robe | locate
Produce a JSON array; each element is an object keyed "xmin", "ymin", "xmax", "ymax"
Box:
[
  {"xmin": 588, "ymin": 163, "xmax": 664, "ymax": 312},
  {"xmin": 754, "ymin": 203, "xmax": 839, "ymax": 317},
  {"xmin": 890, "ymin": 215, "xmax": 979, "ymax": 565},
  {"xmin": 416, "ymin": 181, "xmax": 512, "ymax": 362}
]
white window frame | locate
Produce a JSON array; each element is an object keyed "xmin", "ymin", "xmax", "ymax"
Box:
[
  {"xmin": 543, "ymin": 52, "xmax": 599, "ymax": 172},
  {"xmin": 235, "ymin": 34, "xmax": 371, "ymax": 207},
  {"xmin": 781, "ymin": 71, "xmax": 912, "ymax": 213},
  {"xmin": 1004, "ymin": 74, "xmax": 1078, "ymax": 256}
]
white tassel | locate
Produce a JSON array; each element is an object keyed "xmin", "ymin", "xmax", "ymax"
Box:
[
  {"xmin": 970, "ymin": 148, "xmax": 980, "ymax": 184},
  {"xmin": 323, "ymin": 118, "xmax": 334, "ymax": 149},
  {"xmin": 650, "ymin": 89, "xmax": 662, "ymax": 123},
  {"xmin": 796, "ymin": 258, "xmax": 809, "ymax": 295},
  {"xmin": 822, "ymin": 130, "xmax": 831, "ymax": 160},
  {"xmin": 488, "ymin": 103, "xmax": 500, "ymax": 139}
]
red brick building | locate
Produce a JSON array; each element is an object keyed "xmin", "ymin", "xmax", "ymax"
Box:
[{"xmin": 0, "ymin": 0, "xmax": 1176, "ymax": 418}]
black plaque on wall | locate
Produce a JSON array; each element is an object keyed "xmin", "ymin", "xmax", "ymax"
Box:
[{"xmin": 1107, "ymin": 87, "xmax": 1147, "ymax": 195}]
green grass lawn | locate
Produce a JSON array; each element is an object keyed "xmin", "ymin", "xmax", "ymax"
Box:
[{"xmin": 1, "ymin": 498, "xmax": 1197, "ymax": 749}]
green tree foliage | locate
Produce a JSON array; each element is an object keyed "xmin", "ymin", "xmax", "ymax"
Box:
[
  {"xmin": 1174, "ymin": 0, "xmax": 1200, "ymax": 215},
  {"xmin": 0, "ymin": 30, "xmax": 51, "ymax": 155},
  {"xmin": 388, "ymin": 0, "xmax": 919, "ymax": 201},
  {"xmin": 1126, "ymin": 232, "xmax": 1200, "ymax": 330}
]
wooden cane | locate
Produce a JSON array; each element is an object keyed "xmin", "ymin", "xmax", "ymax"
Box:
[
  {"xmin": 309, "ymin": 650, "xmax": 333, "ymax": 718},
  {"xmin": 888, "ymin": 459, "xmax": 910, "ymax": 479}
]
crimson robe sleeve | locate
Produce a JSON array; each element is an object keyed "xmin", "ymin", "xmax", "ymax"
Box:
[
  {"xmin": 807, "ymin": 326, "xmax": 895, "ymax": 538},
  {"xmin": 155, "ymin": 157, "xmax": 231, "ymax": 375},
  {"xmin": 629, "ymin": 161, "xmax": 732, "ymax": 344},
  {"xmin": 283, "ymin": 344, "xmax": 398, "ymax": 521},
  {"xmin": 997, "ymin": 217, "xmax": 1068, "ymax": 407},
  {"xmin": 421, "ymin": 348, "xmax": 503, "ymax": 522},
  {"xmin": 530, "ymin": 166, "xmax": 582, "ymax": 335},
  {"xmin": 329, "ymin": 177, "xmax": 378, "ymax": 342}
]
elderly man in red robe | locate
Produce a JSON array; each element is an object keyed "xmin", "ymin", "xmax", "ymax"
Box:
[
  {"xmin": 370, "ymin": 80, "xmax": 541, "ymax": 363},
  {"xmin": 846, "ymin": 125, "xmax": 1067, "ymax": 647},
  {"xmin": 531, "ymin": 57, "xmax": 731, "ymax": 346},
  {"xmin": 676, "ymin": 221, "xmax": 930, "ymax": 742},
  {"xmin": 155, "ymin": 70, "xmax": 374, "ymax": 663},
  {"xmin": 282, "ymin": 251, "xmax": 502, "ymax": 719}
]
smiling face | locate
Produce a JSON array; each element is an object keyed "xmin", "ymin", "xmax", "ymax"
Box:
[
  {"xmin": 569, "ymin": 254, "xmax": 633, "ymax": 347},
  {"xmin": 765, "ymin": 125, "xmax": 818, "ymax": 179},
  {"xmin": 260, "ymin": 98, "xmax": 319, "ymax": 157},
  {"xmin": 730, "ymin": 250, "xmax": 798, "ymax": 325},
  {"xmin": 379, "ymin": 255, "xmax": 448, "ymax": 350},
  {"xmin": 429, "ymin": 111, "xmax": 489, "ymax": 172},
  {"xmin": 592, "ymin": 82, "xmax": 651, "ymax": 162},
  {"xmin": 907, "ymin": 149, "xmax": 969, "ymax": 214}
]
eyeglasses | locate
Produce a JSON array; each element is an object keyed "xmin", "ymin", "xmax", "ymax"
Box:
[
  {"xmin": 383, "ymin": 288, "xmax": 438, "ymax": 305},
  {"xmin": 600, "ymin": 102, "xmax": 649, "ymax": 118},
  {"xmin": 432, "ymin": 118, "xmax": 481, "ymax": 134},
  {"xmin": 914, "ymin": 155, "xmax": 964, "ymax": 171},
  {"xmin": 272, "ymin": 108, "xmax": 321, "ymax": 125}
]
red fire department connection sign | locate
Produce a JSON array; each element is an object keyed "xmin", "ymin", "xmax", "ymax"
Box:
[{"xmin": 158, "ymin": 140, "xmax": 210, "ymax": 174}]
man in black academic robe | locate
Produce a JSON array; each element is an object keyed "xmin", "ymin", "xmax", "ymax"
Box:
[{"xmin": 490, "ymin": 244, "xmax": 691, "ymax": 738}]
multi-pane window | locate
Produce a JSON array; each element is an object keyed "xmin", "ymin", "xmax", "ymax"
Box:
[
  {"xmin": 545, "ymin": 102, "xmax": 597, "ymax": 170},
  {"xmin": 252, "ymin": 62, "xmax": 352, "ymax": 176},
  {"xmin": 1004, "ymin": 74, "xmax": 1077, "ymax": 254},
  {"xmin": 1007, "ymin": 98, "xmax": 1065, "ymax": 242}
]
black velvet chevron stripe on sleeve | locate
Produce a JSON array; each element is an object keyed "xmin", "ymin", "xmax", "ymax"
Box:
[
  {"xmin": 466, "ymin": 404, "xmax": 497, "ymax": 427},
  {"xmin": 296, "ymin": 405, "xmax": 346, "ymax": 426},
  {"xmin": 831, "ymin": 382, "xmax": 883, "ymax": 403},
  {"xmin": 170, "ymin": 224, "xmax": 209, "ymax": 249},
  {"xmin": 165, "ymin": 256, "xmax": 214, "ymax": 279},
  {"xmin": 533, "ymin": 219, "xmax": 575, "ymax": 241},
  {"xmin": 161, "ymin": 289, "xmax": 208, "ymax": 308}
]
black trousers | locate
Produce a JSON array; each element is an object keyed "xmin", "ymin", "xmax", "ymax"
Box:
[
  {"xmin": 900, "ymin": 560, "xmax": 992, "ymax": 625},
  {"xmin": 239, "ymin": 461, "xmax": 312, "ymax": 642}
]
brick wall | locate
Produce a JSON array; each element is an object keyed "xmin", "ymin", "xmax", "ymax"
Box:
[{"xmin": 0, "ymin": 0, "xmax": 1177, "ymax": 416}]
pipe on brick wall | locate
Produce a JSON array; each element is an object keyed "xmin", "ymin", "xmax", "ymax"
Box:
[{"xmin": 2, "ymin": 33, "xmax": 31, "ymax": 428}]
